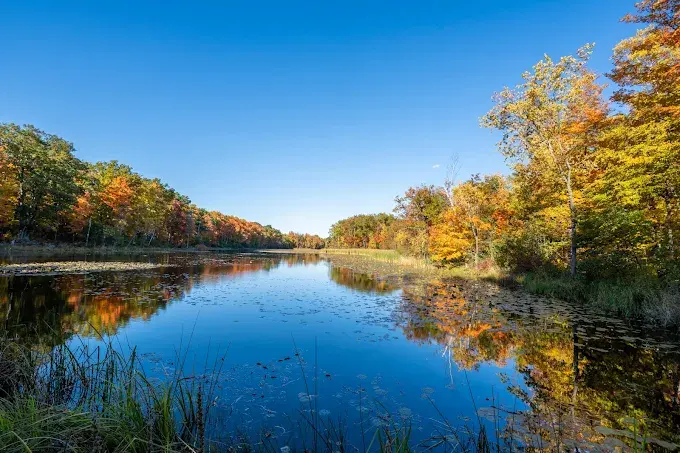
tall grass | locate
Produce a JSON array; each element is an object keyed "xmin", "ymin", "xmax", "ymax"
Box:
[
  {"xmin": 316, "ymin": 249, "xmax": 434, "ymax": 270},
  {"xmin": 289, "ymin": 248, "xmax": 505, "ymax": 280},
  {"xmin": 519, "ymin": 273, "xmax": 680, "ymax": 327},
  {"xmin": 0, "ymin": 335, "xmax": 222, "ymax": 453}
]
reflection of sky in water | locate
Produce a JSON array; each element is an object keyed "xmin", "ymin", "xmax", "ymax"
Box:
[
  {"xmin": 2, "ymin": 253, "xmax": 679, "ymax": 449},
  {"xmin": 61, "ymin": 258, "xmax": 525, "ymax": 445}
]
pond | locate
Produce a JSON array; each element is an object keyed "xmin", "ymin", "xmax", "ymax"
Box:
[{"xmin": 1, "ymin": 251, "xmax": 679, "ymax": 451}]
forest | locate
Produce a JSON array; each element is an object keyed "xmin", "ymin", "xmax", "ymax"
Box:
[
  {"xmin": 328, "ymin": 0, "xmax": 679, "ymax": 316},
  {"xmin": 1, "ymin": 0, "xmax": 678, "ymax": 313},
  {"xmin": 0, "ymin": 125, "xmax": 325, "ymax": 249}
]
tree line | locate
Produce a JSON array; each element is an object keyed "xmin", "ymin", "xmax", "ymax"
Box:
[
  {"xmin": 329, "ymin": 0, "xmax": 679, "ymax": 284},
  {"xmin": 0, "ymin": 124, "xmax": 324, "ymax": 249}
]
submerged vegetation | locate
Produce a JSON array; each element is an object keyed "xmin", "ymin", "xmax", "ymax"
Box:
[
  {"xmin": 327, "ymin": 0, "xmax": 680, "ymax": 324},
  {"xmin": 0, "ymin": 337, "xmax": 519, "ymax": 452},
  {"xmin": 0, "ymin": 261, "xmax": 169, "ymax": 276}
]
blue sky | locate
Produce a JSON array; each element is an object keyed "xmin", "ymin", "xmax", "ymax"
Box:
[{"xmin": 1, "ymin": 0, "xmax": 636, "ymax": 235}]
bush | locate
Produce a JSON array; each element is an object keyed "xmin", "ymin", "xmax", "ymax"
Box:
[{"xmin": 494, "ymin": 230, "xmax": 561, "ymax": 273}]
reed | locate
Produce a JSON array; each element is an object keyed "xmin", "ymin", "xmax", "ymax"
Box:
[{"xmin": 0, "ymin": 334, "xmax": 223, "ymax": 453}]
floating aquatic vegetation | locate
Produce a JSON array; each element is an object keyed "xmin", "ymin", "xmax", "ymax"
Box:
[
  {"xmin": 0, "ymin": 252, "xmax": 678, "ymax": 450},
  {"xmin": 0, "ymin": 260, "xmax": 172, "ymax": 276}
]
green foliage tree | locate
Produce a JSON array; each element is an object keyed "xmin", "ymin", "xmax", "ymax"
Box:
[
  {"xmin": 589, "ymin": 0, "xmax": 680, "ymax": 274},
  {"xmin": 481, "ymin": 46, "xmax": 607, "ymax": 276},
  {"xmin": 0, "ymin": 124, "xmax": 297, "ymax": 249},
  {"xmin": 0, "ymin": 124, "xmax": 84, "ymax": 239}
]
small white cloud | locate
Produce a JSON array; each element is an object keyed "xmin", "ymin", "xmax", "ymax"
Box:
[{"xmin": 432, "ymin": 164, "xmax": 440, "ymax": 169}]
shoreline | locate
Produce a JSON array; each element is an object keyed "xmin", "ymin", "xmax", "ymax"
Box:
[
  {"xmin": 0, "ymin": 243, "xmax": 293, "ymax": 256},
  {"xmin": 2, "ymin": 245, "xmax": 678, "ymax": 327},
  {"xmin": 0, "ymin": 261, "xmax": 173, "ymax": 276},
  {"xmin": 265, "ymin": 248, "xmax": 680, "ymax": 328}
]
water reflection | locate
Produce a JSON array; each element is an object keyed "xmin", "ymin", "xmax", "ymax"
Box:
[
  {"xmin": 329, "ymin": 266, "xmax": 397, "ymax": 294},
  {"xmin": 399, "ymin": 282, "xmax": 680, "ymax": 449},
  {"xmin": 0, "ymin": 254, "xmax": 679, "ymax": 449},
  {"xmin": 0, "ymin": 253, "xmax": 393, "ymax": 344}
]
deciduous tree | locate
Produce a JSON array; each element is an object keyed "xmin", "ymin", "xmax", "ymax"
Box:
[{"xmin": 481, "ymin": 46, "xmax": 607, "ymax": 276}]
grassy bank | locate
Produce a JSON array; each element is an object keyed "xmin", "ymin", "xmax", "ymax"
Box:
[
  {"xmin": 277, "ymin": 249, "xmax": 680, "ymax": 328},
  {"xmin": 269, "ymin": 248, "xmax": 502, "ymax": 281},
  {"xmin": 519, "ymin": 273, "xmax": 680, "ymax": 327}
]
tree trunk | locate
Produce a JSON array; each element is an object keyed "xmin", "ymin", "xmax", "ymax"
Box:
[
  {"xmin": 569, "ymin": 213, "xmax": 577, "ymax": 277},
  {"xmin": 566, "ymin": 166, "xmax": 577, "ymax": 277},
  {"xmin": 665, "ymin": 194, "xmax": 675, "ymax": 260},
  {"xmin": 85, "ymin": 218, "xmax": 92, "ymax": 247},
  {"xmin": 473, "ymin": 227, "xmax": 479, "ymax": 268},
  {"xmin": 16, "ymin": 170, "xmax": 25, "ymax": 234}
]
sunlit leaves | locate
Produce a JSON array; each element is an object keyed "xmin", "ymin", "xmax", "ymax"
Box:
[
  {"xmin": 0, "ymin": 146, "xmax": 18, "ymax": 231},
  {"xmin": 430, "ymin": 175, "xmax": 510, "ymax": 265},
  {"xmin": 481, "ymin": 46, "xmax": 608, "ymax": 275},
  {"xmin": 0, "ymin": 124, "xmax": 84, "ymax": 237},
  {"xmin": 0, "ymin": 124, "xmax": 294, "ymax": 248}
]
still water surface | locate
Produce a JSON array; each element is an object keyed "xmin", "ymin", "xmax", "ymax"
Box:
[{"xmin": 1, "ymin": 252, "xmax": 679, "ymax": 450}]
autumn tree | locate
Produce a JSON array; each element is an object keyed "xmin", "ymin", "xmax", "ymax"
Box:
[
  {"xmin": 0, "ymin": 124, "xmax": 84, "ymax": 239},
  {"xmin": 394, "ymin": 185, "xmax": 448, "ymax": 229},
  {"xmin": 132, "ymin": 179, "xmax": 173, "ymax": 245},
  {"xmin": 592, "ymin": 0, "xmax": 680, "ymax": 271},
  {"xmin": 481, "ymin": 46, "xmax": 607, "ymax": 276},
  {"xmin": 429, "ymin": 210, "xmax": 473, "ymax": 263},
  {"xmin": 328, "ymin": 214, "xmax": 395, "ymax": 249},
  {"xmin": 392, "ymin": 185, "xmax": 448, "ymax": 256},
  {"xmin": 0, "ymin": 146, "xmax": 18, "ymax": 231},
  {"xmin": 430, "ymin": 175, "xmax": 510, "ymax": 265}
]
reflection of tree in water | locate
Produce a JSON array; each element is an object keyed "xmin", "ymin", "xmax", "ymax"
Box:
[
  {"xmin": 279, "ymin": 253, "xmax": 324, "ymax": 267},
  {"xmin": 399, "ymin": 283, "xmax": 514, "ymax": 370},
  {"xmin": 0, "ymin": 276, "xmax": 71, "ymax": 349},
  {"xmin": 399, "ymin": 281, "xmax": 680, "ymax": 449},
  {"xmin": 0, "ymin": 254, "xmax": 322, "ymax": 346},
  {"xmin": 328, "ymin": 266, "xmax": 397, "ymax": 294}
]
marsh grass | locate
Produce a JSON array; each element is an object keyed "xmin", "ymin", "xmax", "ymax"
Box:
[
  {"xmin": 519, "ymin": 273, "xmax": 680, "ymax": 327},
  {"xmin": 285, "ymin": 248, "xmax": 501, "ymax": 282},
  {"xmin": 317, "ymin": 249, "xmax": 434, "ymax": 270},
  {"xmin": 284, "ymin": 248, "xmax": 680, "ymax": 327},
  {"xmin": 0, "ymin": 333, "xmax": 225, "ymax": 453}
]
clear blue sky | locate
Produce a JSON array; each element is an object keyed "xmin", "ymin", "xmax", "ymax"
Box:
[{"xmin": 1, "ymin": 0, "xmax": 636, "ymax": 236}]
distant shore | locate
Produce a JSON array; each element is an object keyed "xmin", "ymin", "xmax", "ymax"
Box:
[
  {"xmin": 0, "ymin": 260, "xmax": 172, "ymax": 276},
  {"xmin": 0, "ymin": 243, "xmax": 292, "ymax": 256},
  {"xmin": 2, "ymin": 245, "xmax": 678, "ymax": 327}
]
